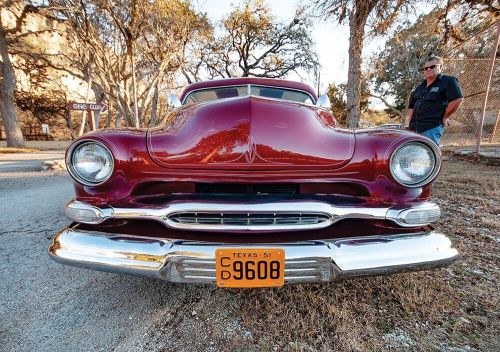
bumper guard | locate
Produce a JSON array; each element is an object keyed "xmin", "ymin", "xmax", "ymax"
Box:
[{"xmin": 49, "ymin": 227, "xmax": 458, "ymax": 284}]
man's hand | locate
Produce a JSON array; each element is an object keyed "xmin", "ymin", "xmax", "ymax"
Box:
[{"xmin": 443, "ymin": 98, "xmax": 464, "ymax": 127}]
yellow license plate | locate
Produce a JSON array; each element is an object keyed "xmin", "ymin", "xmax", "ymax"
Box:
[{"xmin": 215, "ymin": 248, "xmax": 285, "ymax": 288}]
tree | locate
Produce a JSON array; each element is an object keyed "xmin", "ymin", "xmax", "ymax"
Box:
[
  {"xmin": 369, "ymin": 11, "xmax": 443, "ymax": 119},
  {"xmin": 46, "ymin": 0, "xmax": 209, "ymax": 128},
  {"xmin": 312, "ymin": 0, "xmax": 415, "ymax": 128},
  {"xmin": 15, "ymin": 89, "xmax": 68, "ymax": 133},
  {"xmin": 202, "ymin": 0, "xmax": 319, "ymax": 79},
  {"xmin": 13, "ymin": 43, "xmax": 70, "ymax": 137},
  {"xmin": 0, "ymin": 1, "xmax": 44, "ymax": 147},
  {"xmin": 326, "ymin": 82, "xmax": 369, "ymax": 126},
  {"xmin": 434, "ymin": 0, "xmax": 499, "ymax": 45},
  {"xmin": 369, "ymin": 3, "xmax": 498, "ymax": 120}
]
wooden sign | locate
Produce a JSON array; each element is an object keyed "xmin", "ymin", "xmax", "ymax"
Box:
[{"xmin": 68, "ymin": 102, "xmax": 108, "ymax": 113}]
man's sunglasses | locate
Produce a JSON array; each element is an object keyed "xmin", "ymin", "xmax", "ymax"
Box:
[{"xmin": 422, "ymin": 64, "xmax": 438, "ymax": 71}]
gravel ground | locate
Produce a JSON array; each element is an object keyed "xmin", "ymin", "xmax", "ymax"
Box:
[{"xmin": 0, "ymin": 153, "xmax": 498, "ymax": 351}]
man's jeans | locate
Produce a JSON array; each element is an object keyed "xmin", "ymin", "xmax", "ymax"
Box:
[{"xmin": 421, "ymin": 124, "xmax": 445, "ymax": 146}]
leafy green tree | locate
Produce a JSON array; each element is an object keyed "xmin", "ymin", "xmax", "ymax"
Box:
[
  {"xmin": 433, "ymin": 0, "xmax": 499, "ymax": 45},
  {"xmin": 369, "ymin": 11, "xmax": 443, "ymax": 119},
  {"xmin": 311, "ymin": 0, "xmax": 416, "ymax": 128},
  {"xmin": 326, "ymin": 82, "xmax": 369, "ymax": 126},
  {"xmin": 369, "ymin": 3, "xmax": 498, "ymax": 120}
]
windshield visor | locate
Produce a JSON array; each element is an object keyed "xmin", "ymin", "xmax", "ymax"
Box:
[{"xmin": 184, "ymin": 85, "xmax": 314, "ymax": 105}]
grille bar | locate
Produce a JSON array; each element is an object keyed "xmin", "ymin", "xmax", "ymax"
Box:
[
  {"xmin": 168, "ymin": 212, "xmax": 330, "ymax": 228},
  {"xmin": 65, "ymin": 199, "xmax": 442, "ymax": 232}
]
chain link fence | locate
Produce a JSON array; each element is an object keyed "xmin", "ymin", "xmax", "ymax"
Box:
[{"xmin": 441, "ymin": 22, "xmax": 500, "ymax": 149}]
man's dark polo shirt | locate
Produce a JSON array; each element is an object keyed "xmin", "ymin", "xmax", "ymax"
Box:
[{"xmin": 408, "ymin": 74, "xmax": 463, "ymax": 133}]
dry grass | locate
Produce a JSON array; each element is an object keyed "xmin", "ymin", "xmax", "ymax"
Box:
[
  {"xmin": 0, "ymin": 140, "xmax": 70, "ymax": 150},
  {"xmin": 0, "ymin": 147, "xmax": 41, "ymax": 154},
  {"xmin": 226, "ymin": 153, "xmax": 499, "ymax": 351}
]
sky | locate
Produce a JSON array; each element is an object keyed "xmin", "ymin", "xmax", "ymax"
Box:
[{"xmin": 196, "ymin": 0, "xmax": 387, "ymax": 95}]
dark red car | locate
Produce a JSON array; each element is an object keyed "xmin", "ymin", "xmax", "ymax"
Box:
[{"xmin": 49, "ymin": 77, "xmax": 458, "ymax": 288}]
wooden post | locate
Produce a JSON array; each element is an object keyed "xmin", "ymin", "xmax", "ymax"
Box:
[
  {"xmin": 477, "ymin": 22, "xmax": 500, "ymax": 154},
  {"xmin": 87, "ymin": 110, "xmax": 94, "ymax": 131}
]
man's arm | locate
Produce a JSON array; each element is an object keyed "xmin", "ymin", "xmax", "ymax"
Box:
[
  {"xmin": 406, "ymin": 108, "xmax": 414, "ymax": 128},
  {"xmin": 442, "ymin": 98, "xmax": 463, "ymax": 126},
  {"xmin": 406, "ymin": 89, "xmax": 416, "ymax": 129}
]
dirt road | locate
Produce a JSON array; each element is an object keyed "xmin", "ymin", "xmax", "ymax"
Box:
[{"xmin": 0, "ymin": 154, "xmax": 498, "ymax": 351}]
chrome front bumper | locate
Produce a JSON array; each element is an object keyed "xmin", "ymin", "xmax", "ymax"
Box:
[
  {"xmin": 64, "ymin": 199, "xmax": 442, "ymax": 231},
  {"xmin": 49, "ymin": 227, "xmax": 458, "ymax": 284}
]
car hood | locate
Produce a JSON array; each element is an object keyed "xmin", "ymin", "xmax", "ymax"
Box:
[{"xmin": 147, "ymin": 96, "xmax": 354, "ymax": 170}]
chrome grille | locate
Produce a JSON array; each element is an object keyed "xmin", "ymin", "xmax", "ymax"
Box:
[
  {"xmin": 167, "ymin": 212, "xmax": 331, "ymax": 229},
  {"xmin": 173, "ymin": 257, "xmax": 333, "ymax": 283}
]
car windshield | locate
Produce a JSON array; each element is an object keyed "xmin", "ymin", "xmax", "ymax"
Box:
[{"xmin": 183, "ymin": 84, "xmax": 314, "ymax": 105}]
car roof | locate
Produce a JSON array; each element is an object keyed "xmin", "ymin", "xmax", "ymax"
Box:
[{"xmin": 180, "ymin": 77, "xmax": 318, "ymax": 102}]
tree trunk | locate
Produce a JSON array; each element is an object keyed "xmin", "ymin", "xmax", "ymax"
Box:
[
  {"xmin": 106, "ymin": 100, "xmax": 112, "ymax": 128},
  {"xmin": 67, "ymin": 110, "xmax": 74, "ymax": 140},
  {"xmin": 116, "ymin": 110, "xmax": 123, "ymax": 128},
  {"xmin": 130, "ymin": 43, "xmax": 140, "ymax": 128},
  {"xmin": 0, "ymin": 29, "xmax": 25, "ymax": 148},
  {"xmin": 149, "ymin": 83, "xmax": 159, "ymax": 127},
  {"xmin": 117, "ymin": 98, "xmax": 134, "ymax": 127},
  {"xmin": 346, "ymin": 12, "xmax": 366, "ymax": 129},
  {"xmin": 92, "ymin": 88, "xmax": 105, "ymax": 130}
]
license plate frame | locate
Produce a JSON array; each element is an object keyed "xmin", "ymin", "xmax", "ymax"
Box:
[{"xmin": 215, "ymin": 248, "xmax": 285, "ymax": 288}]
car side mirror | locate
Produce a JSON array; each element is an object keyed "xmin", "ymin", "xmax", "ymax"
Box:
[
  {"xmin": 316, "ymin": 94, "xmax": 330, "ymax": 110},
  {"xmin": 167, "ymin": 93, "xmax": 181, "ymax": 110}
]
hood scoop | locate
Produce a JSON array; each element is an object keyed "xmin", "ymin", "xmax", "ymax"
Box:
[{"xmin": 147, "ymin": 96, "xmax": 354, "ymax": 170}]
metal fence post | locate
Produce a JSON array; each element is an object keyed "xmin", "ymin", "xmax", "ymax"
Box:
[{"xmin": 477, "ymin": 22, "xmax": 500, "ymax": 154}]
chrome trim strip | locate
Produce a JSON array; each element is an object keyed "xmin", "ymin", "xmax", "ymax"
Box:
[
  {"xmin": 167, "ymin": 212, "xmax": 331, "ymax": 231},
  {"xmin": 182, "ymin": 83, "xmax": 316, "ymax": 105},
  {"xmin": 65, "ymin": 199, "xmax": 441, "ymax": 230},
  {"xmin": 49, "ymin": 228, "xmax": 458, "ymax": 284}
]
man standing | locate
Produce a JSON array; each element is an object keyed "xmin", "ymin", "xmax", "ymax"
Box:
[{"xmin": 407, "ymin": 56, "xmax": 463, "ymax": 145}]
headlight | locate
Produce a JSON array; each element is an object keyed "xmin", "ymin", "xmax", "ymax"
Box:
[
  {"xmin": 67, "ymin": 141, "xmax": 114, "ymax": 185},
  {"xmin": 390, "ymin": 142, "xmax": 439, "ymax": 187}
]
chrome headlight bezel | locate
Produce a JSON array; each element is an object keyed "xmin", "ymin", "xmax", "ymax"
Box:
[
  {"xmin": 389, "ymin": 141, "xmax": 441, "ymax": 188},
  {"xmin": 66, "ymin": 140, "xmax": 114, "ymax": 186}
]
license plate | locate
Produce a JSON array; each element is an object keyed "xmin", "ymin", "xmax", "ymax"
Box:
[{"xmin": 215, "ymin": 248, "xmax": 285, "ymax": 288}]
